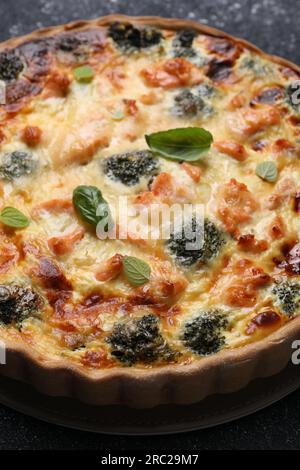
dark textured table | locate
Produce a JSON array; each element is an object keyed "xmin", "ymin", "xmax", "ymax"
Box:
[{"xmin": 0, "ymin": 0, "xmax": 299, "ymax": 450}]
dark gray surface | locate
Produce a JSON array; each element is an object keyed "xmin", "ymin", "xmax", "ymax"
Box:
[{"xmin": 0, "ymin": 0, "xmax": 299, "ymax": 450}]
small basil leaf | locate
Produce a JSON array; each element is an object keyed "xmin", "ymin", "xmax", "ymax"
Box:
[
  {"xmin": 145, "ymin": 127, "xmax": 213, "ymax": 162},
  {"xmin": 123, "ymin": 256, "xmax": 151, "ymax": 286},
  {"xmin": 256, "ymin": 161, "xmax": 278, "ymax": 182},
  {"xmin": 73, "ymin": 65, "xmax": 94, "ymax": 83},
  {"xmin": 0, "ymin": 206, "xmax": 29, "ymax": 228},
  {"xmin": 72, "ymin": 185, "xmax": 110, "ymax": 227}
]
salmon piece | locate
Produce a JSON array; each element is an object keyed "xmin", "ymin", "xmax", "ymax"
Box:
[
  {"xmin": 115, "ymin": 224, "xmax": 148, "ymax": 246},
  {"xmin": 237, "ymin": 234, "xmax": 268, "ymax": 253},
  {"xmin": 48, "ymin": 227, "xmax": 84, "ymax": 256},
  {"xmin": 47, "ymin": 116, "xmax": 112, "ymax": 167},
  {"xmin": 266, "ymin": 177, "xmax": 296, "ymax": 209},
  {"xmin": 106, "ymin": 66, "xmax": 126, "ymax": 90},
  {"xmin": 34, "ymin": 256, "xmax": 72, "ymax": 291},
  {"xmin": 135, "ymin": 172, "xmax": 195, "ymax": 206},
  {"xmin": 227, "ymin": 105, "xmax": 280, "ymax": 139},
  {"xmin": 152, "ymin": 172, "xmax": 174, "ymax": 197},
  {"xmin": 214, "ymin": 258, "xmax": 270, "ymax": 308},
  {"xmin": 250, "ymin": 86, "xmax": 284, "ymax": 106},
  {"xmin": 32, "ymin": 198, "xmax": 74, "ymax": 218},
  {"xmin": 245, "ymin": 310, "xmax": 282, "ymax": 336},
  {"xmin": 44, "ymin": 70, "xmax": 71, "ymax": 98},
  {"xmin": 205, "ymin": 37, "xmax": 242, "ymax": 61},
  {"xmin": 141, "ymin": 58, "xmax": 202, "ymax": 89},
  {"xmin": 21, "ymin": 126, "xmax": 42, "ymax": 146},
  {"xmin": 151, "ymin": 172, "xmax": 194, "ymax": 204},
  {"xmin": 95, "ymin": 253, "xmax": 123, "ymax": 281},
  {"xmin": 0, "ymin": 233, "xmax": 19, "ymax": 273},
  {"xmin": 181, "ymin": 162, "xmax": 202, "ymax": 182},
  {"xmin": 229, "ymin": 93, "xmax": 247, "ymax": 109},
  {"xmin": 272, "ymin": 138, "xmax": 298, "ymax": 157},
  {"xmin": 81, "ymin": 350, "xmax": 114, "ymax": 368},
  {"xmin": 215, "ymin": 178, "xmax": 258, "ymax": 235},
  {"xmin": 135, "ymin": 258, "xmax": 188, "ymax": 304},
  {"xmin": 135, "ymin": 191, "xmax": 156, "ymax": 206},
  {"xmin": 139, "ymin": 91, "xmax": 162, "ymax": 105},
  {"xmin": 214, "ymin": 140, "xmax": 248, "ymax": 161},
  {"xmin": 123, "ymin": 99, "xmax": 138, "ymax": 116},
  {"xmin": 55, "ymin": 120, "xmax": 110, "ymax": 166},
  {"xmin": 0, "ymin": 129, "xmax": 5, "ymax": 144},
  {"xmin": 269, "ymin": 215, "xmax": 286, "ymax": 240}
]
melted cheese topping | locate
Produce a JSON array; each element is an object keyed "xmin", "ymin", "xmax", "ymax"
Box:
[{"xmin": 0, "ymin": 24, "xmax": 299, "ymax": 369}]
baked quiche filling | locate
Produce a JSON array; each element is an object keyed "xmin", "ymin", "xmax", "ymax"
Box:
[{"xmin": 0, "ymin": 21, "xmax": 299, "ymax": 369}]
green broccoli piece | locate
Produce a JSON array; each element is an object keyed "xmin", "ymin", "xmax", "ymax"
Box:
[
  {"xmin": 0, "ymin": 51, "xmax": 23, "ymax": 81},
  {"xmin": 102, "ymin": 150, "xmax": 159, "ymax": 186},
  {"xmin": 0, "ymin": 285, "xmax": 41, "ymax": 325},
  {"xmin": 167, "ymin": 217, "xmax": 226, "ymax": 267},
  {"xmin": 106, "ymin": 314, "xmax": 177, "ymax": 365},
  {"xmin": 108, "ymin": 22, "xmax": 162, "ymax": 51},
  {"xmin": 182, "ymin": 310, "xmax": 228, "ymax": 356},
  {"xmin": 272, "ymin": 281, "xmax": 300, "ymax": 316},
  {"xmin": 172, "ymin": 29, "xmax": 197, "ymax": 59},
  {"xmin": 0, "ymin": 151, "xmax": 36, "ymax": 180},
  {"xmin": 172, "ymin": 85, "xmax": 215, "ymax": 118},
  {"xmin": 56, "ymin": 35, "xmax": 83, "ymax": 53}
]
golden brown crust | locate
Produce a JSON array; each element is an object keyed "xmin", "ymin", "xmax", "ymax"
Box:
[
  {"xmin": 0, "ymin": 14, "xmax": 299, "ymax": 408},
  {"xmin": 1, "ymin": 14, "xmax": 299, "ymax": 75}
]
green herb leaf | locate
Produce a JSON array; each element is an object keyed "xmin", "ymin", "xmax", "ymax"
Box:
[
  {"xmin": 256, "ymin": 161, "xmax": 278, "ymax": 182},
  {"xmin": 123, "ymin": 256, "xmax": 151, "ymax": 286},
  {"xmin": 0, "ymin": 206, "xmax": 29, "ymax": 228},
  {"xmin": 145, "ymin": 127, "xmax": 213, "ymax": 162},
  {"xmin": 72, "ymin": 185, "xmax": 111, "ymax": 227},
  {"xmin": 73, "ymin": 65, "xmax": 94, "ymax": 83},
  {"xmin": 111, "ymin": 110, "xmax": 125, "ymax": 121}
]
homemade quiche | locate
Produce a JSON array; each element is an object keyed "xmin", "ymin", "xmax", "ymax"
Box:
[{"xmin": 0, "ymin": 15, "xmax": 299, "ymax": 407}]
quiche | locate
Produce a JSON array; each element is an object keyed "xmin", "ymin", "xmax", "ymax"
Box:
[{"xmin": 0, "ymin": 15, "xmax": 300, "ymax": 407}]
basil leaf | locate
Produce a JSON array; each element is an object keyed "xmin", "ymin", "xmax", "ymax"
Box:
[
  {"xmin": 145, "ymin": 127, "xmax": 213, "ymax": 162},
  {"xmin": 73, "ymin": 65, "xmax": 94, "ymax": 83},
  {"xmin": 0, "ymin": 206, "xmax": 29, "ymax": 228},
  {"xmin": 123, "ymin": 256, "xmax": 151, "ymax": 286},
  {"xmin": 72, "ymin": 185, "xmax": 110, "ymax": 227},
  {"xmin": 256, "ymin": 161, "xmax": 278, "ymax": 182}
]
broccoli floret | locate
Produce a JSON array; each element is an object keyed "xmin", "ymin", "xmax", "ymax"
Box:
[
  {"xmin": 0, "ymin": 285, "xmax": 41, "ymax": 325},
  {"xmin": 196, "ymin": 83, "xmax": 215, "ymax": 98},
  {"xmin": 56, "ymin": 35, "xmax": 82, "ymax": 52},
  {"xmin": 286, "ymin": 83, "xmax": 300, "ymax": 113},
  {"xmin": 102, "ymin": 150, "xmax": 159, "ymax": 186},
  {"xmin": 240, "ymin": 56, "xmax": 271, "ymax": 77},
  {"xmin": 173, "ymin": 89, "xmax": 205, "ymax": 117},
  {"xmin": 0, "ymin": 51, "xmax": 23, "ymax": 81},
  {"xmin": 173, "ymin": 30, "xmax": 196, "ymax": 49},
  {"xmin": 182, "ymin": 310, "xmax": 228, "ymax": 356},
  {"xmin": 172, "ymin": 29, "xmax": 197, "ymax": 59},
  {"xmin": 107, "ymin": 314, "xmax": 177, "ymax": 365},
  {"xmin": 172, "ymin": 85, "xmax": 214, "ymax": 118},
  {"xmin": 0, "ymin": 151, "xmax": 36, "ymax": 180},
  {"xmin": 167, "ymin": 217, "xmax": 226, "ymax": 267},
  {"xmin": 108, "ymin": 22, "xmax": 162, "ymax": 51},
  {"xmin": 272, "ymin": 281, "xmax": 300, "ymax": 316}
]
